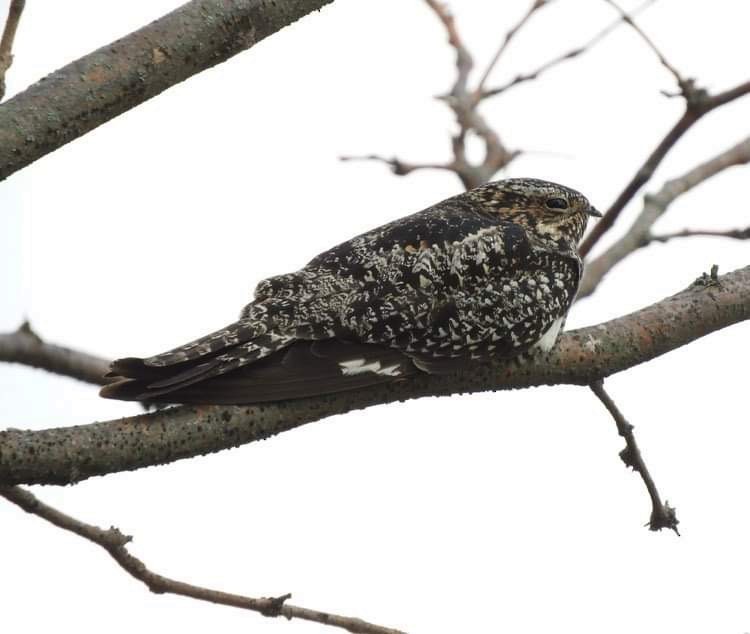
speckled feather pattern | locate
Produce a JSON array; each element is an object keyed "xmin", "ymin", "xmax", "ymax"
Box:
[{"xmin": 102, "ymin": 178, "xmax": 597, "ymax": 402}]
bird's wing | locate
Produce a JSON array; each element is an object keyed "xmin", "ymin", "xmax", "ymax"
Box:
[
  {"xmin": 406, "ymin": 239, "xmax": 582, "ymax": 373},
  {"xmin": 101, "ymin": 339, "xmax": 416, "ymax": 404},
  {"xmin": 101, "ymin": 201, "xmax": 581, "ymax": 404},
  {"xmin": 328, "ymin": 215, "xmax": 582, "ymax": 369}
]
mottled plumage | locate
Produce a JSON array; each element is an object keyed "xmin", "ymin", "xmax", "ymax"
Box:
[{"xmin": 101, "ymin": 178, "xmax": 600, "ymax": 404}]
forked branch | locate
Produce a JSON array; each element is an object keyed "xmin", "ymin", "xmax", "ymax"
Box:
[
  {"xmin": 579, "ymin": 135, "xmax": 750, "ymax": 298},
  {"xmin": 579, "ymin": 2, "xmax": 750, "ymax": 257}
]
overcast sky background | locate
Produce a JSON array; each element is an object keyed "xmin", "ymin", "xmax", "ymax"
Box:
[{"xmin": 1, "ymin": 1, "xmax": 750, "ymax": 632}]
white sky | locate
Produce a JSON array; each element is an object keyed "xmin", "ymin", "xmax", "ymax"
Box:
[{"xmin": 1, "ymin": 1, "xmax": 750, "ymax": 632}]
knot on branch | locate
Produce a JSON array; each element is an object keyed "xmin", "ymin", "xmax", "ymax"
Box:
[
  {"xmin": 259, "ymin": 592, "xmax": 292, "ymax": 617},
  {"xmin": 103, "ymin": 526, "xmax": 133, "ymax": 547},
  {"xmin": 692, "ymin": 264, "xmax": 721, "ymax": 289}
]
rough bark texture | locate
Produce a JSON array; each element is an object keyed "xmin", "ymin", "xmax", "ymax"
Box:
[
  {"xmin": 2, "ymin": 265, "xmax": 748, "ymax": 486},
  {"xmin": 0, "ymin": 0, "xmax": 333, "ymax": 182}
]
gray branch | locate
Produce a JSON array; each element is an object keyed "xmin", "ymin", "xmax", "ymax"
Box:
[
  {"xmin": 579, "ymin": 136, "xmax": 750, "ymax": 298},
  {"xmin": 0, "ymin": 0, "xmax": 333, "ymax": 183},
  {"xmin": 0, "ymin": 485, "xmax": 406, "ymax": 634},
  {"xmin": 0, "ymin": 321, "xmax": 110, "ymax": 385},
  {"xmin": 2, "ymin": 264, "xmax": 749, "ymax": 486}
]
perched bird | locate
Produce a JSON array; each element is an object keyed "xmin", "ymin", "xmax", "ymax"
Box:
[{"xmin": 101, "ymin": 178, "xmax": 600, "ymax": 404}]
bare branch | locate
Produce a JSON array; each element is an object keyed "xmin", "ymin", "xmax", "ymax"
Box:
[
  {"xmin": 480, "ymin": 0, "xmax": 656, "ymax": 99},
  {"xmin": 0, "ymin": 0, "xmax": 25, "ymax": 101},
  {"xmin": 0, "ymin": 0, "xmax": 334, "ymax": 183},
  {"xmin": 590, "ymin": 380, "xmax": 679, "ymax": 534},
  {"xmin": 601, "ymin": 0, "xmax": 686, "ymax": 89},
  {"xmin": 2, "ymin": 264, "xmax": 749, "ymax": 487},
  {"xmin": 646, "ymin": 226, "xmax": 750, "ymax": 245},
  {"xmin": 339, "ymin": 154, "xmax": 455, "ymax": 177},
  {"xmin": 578, "ymin": 79, "xmax": 750, "ymax": 258},
  {"xmin": 474, "ymin": 0, "xmax": 551, "ymax": 97},
  {"xmin": 579, "ymin": 135, "xmax": 750, "ymax": 298},
  {"xmin": 423, "ymin": 0, "xmax": 473, "ymax": 92},
  {"xmin": 0, "ymin": 321, "xmax": 110, "ymax": 386},
  {"xmin": 0, "ymin": 485, "xmax": 406, "ymax": 634},
  {"xmin": 345, "ymin": 1, "xmax": 519, "ymax": 190}
]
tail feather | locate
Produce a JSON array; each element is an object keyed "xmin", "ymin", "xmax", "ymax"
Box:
[{"xmin": 142, "ymin": 319, "xmax": 269, "ymax": 367}]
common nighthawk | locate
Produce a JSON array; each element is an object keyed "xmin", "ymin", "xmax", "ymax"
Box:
[{"xmin": 101, "ymin": 178, "xmax": 600, "ymax": 404}]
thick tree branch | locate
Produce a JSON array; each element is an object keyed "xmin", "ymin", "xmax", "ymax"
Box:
[
  {"xmin": 2, "ymin": 265, "xmax": 749, "ymax": 486},
  {"xmin": 579, "ymin": 136, "xmax": 750, "ymax": 298},
  {"xmin": 0, "ymin": 321, "xmax": 110, "ymax": 385},
  {"xmin": 0, "ymin": 0, "xmax": 25, "ymax": 101},
  {"xmin": 0, "ymin": 485, "xmax": 405, "ymax": 634},
  {"xmin": 0, "ymin": 0, "xmax": 333, "ymax": 183}
]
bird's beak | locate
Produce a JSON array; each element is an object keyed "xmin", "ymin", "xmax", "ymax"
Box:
[{"xmin": 586, "ymin": 206, "xmax": 603, "ymax": 218}]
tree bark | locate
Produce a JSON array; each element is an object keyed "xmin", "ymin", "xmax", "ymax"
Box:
[{"xmin": 0, "ymin": 0, "xmax": 333, "ymax": 182}]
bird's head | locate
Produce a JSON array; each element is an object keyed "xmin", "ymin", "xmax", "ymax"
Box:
[{"xmin": 466, "ymin": 177, "xmax": 601, "ymax": 249}]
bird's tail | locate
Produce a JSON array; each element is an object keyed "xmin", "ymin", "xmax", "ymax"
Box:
[{"xmin": 100, "ymin": 318, "xmax": 296, "ymax": 402}]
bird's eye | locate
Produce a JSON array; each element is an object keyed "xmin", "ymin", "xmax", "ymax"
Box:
[{"xmin": 545, "ymin": 197, "xmax": 569, "ymax": 210}]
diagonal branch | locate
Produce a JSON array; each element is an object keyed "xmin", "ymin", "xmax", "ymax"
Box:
[
  {"xmin": 601, "ymin": 0, "xmax": 685, "ymax": 89},
  {"xmin": 0, "ymin": 0, "xmax": 334, "ymax": 183},
  {"xmin": 473, "ymin": 0, "xmax": 551, "ymax": 97},
  {"xmin": 579, "ymin": 135, "xmax": 750, "ymax": 298},
  {"xmin": 2, "ymin": 264, "xmax": 749, "ymax": 487},
  {"xmin": 0, "ymin": 0, "xmax": 25, "ymax": 101},
  {"xmin": 0, "ymin": 485, "xmax": 406, "ymax": 634},
  {"xmin": 590, "ymin": 380, "xmax": 679, "ymax": 534},
  {"xmin": 0, "ymin": 321, "xmax": 110, "ymax": 385},
  {"xmin": 578, "ymin": 78, "xmax": 750, "ymax": 258}
]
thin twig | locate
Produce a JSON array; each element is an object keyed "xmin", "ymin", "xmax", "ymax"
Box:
[
  {"xmin": 646, "ymin": 226, "xmax": 750, "ymax": 245},
  {"xmin": 0, "ymin": 320, "xmax": 111, "ymax": 386},
  {"xmin": 474, "ymin": 0, "xmax": 550, "ymax": 97},
  {"xmin": 579, "ymin": 135, "xmax": 750, "ymax": 297},
  {"xmin": 0, "ymin": 0, "xmax": 25, "ymax": 101},
  {"xmin": 0, "ymin": 485, "xmax": 406, "ymax": 634},
  {"xmin": 601, "ymin": 0, "xmax": 685, "ymax": 88},
  {"xmin": 589, "ymin": 380, "xmax": 679, "ymax": 534},
  {"xmin": 480, "ymin": 0, "xmax": 656, "ymax": 99},
  {"xmin": 339, "ymin": 154, "xmax": 455, "ymax": 176}
]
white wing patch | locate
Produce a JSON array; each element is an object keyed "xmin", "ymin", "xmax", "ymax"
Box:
[
  {"xmin": 339, "ymin": 358, "xmax": 403, "ymax": 377},
  {"xmin": 534, "ymin": 316, "xmax": 564, "ymax": 353}
]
